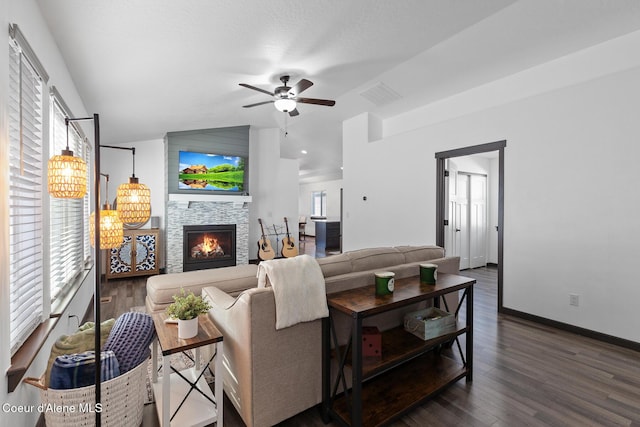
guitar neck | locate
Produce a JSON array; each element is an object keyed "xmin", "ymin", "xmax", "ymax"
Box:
[{"xmin": 284, "ymin": 217, "xmax": 292, "ymax": 240}]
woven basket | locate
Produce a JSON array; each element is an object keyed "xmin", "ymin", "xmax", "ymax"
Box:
[{"xmin": 24, "ymin": 359, "xmax": 147, "ymax": 427}]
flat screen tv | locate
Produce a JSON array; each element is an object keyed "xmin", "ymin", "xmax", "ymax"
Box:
[{"xmin": 178, "ymin": 150, "xmax": 246, "ymax": 192}]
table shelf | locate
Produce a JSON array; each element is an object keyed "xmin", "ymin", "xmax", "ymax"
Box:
[
  {"xmin": 332, "ymin": 352, "xmax": 467, "ymax": 427},
  {"xmin": 152, "ymin": 367, "xmax": 218, "ymax": 427},
  {"xmin": 339, "ymin": 323, "xmax": 467, "ymax": 379}
]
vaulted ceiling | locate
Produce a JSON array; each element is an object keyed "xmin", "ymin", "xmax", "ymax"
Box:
[{"xmin": 36, "ymin": 0, "xmax": 640, "ymax": 182}]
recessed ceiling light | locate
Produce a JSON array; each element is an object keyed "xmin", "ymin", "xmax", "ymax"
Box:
[{"xmin": 301, "ymin": 150, "xmax": 307, "ymax": 154}]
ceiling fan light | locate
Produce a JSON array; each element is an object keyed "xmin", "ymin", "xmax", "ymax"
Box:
[{"xmin": 274, "ymin": 98, "xmax": 296, "ymax": 112}]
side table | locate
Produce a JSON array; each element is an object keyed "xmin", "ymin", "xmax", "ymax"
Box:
[{"xmin": 151, "ymin": 312, "xmax": 224, "ymax": 427}]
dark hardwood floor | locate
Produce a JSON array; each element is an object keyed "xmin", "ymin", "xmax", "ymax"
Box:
[{"xmin": 99, "ymin": 265, "xmax": 640, "ymax": 427}]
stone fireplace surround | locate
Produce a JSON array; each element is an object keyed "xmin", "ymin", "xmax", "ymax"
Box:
[{"xmin": 166, "ymin": 200, "xmax": 249, "ymax": 273}]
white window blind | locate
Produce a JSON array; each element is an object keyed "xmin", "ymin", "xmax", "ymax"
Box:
[
  {"xmin": 49, "ymin": 97, "xmax": 90, "ymax": 302},
  {"xmin": 8, "ymin": 38, "xmax": 45, "ymax": 355}
]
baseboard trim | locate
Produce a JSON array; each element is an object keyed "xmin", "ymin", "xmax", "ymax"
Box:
[{"xmin": 500, "ymin": 307, "xmax": 640, "ymax": 352}]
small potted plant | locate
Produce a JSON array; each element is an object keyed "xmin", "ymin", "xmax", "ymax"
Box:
[{"xmin": 166, "ymin": 289, "xmax": 212, "ymax": 339}]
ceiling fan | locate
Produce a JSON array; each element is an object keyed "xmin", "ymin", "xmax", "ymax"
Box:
[{"xmin": 239, "ymin": 75, "xmax": 336, "ymax": 117}]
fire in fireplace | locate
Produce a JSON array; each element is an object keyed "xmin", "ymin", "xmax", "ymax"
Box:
[{"xmin": 183, "ymin": 224, "xmax": 236, "ymax": 271}]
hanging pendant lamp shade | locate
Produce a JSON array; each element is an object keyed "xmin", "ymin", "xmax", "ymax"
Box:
[
  {"xmin": 90, "ymin": 205, "xmax": 124, "ymax": 249},
  {"xmin": 47, "ymin": 148, "xmax": 87, "ymax": 199},
  {"xmin": 117, "ymin": 176, "xmax": 151, "ymax": 226}
]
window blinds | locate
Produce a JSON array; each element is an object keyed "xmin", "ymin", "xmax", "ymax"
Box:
[{"xmin": 8, "ymin": 38, "xmax": 45, "ymax": 355}]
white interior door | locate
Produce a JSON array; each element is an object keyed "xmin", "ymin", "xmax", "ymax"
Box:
[
  {"xmin": 454, "ymin": 174, "xmax": 470, "ymax": 269},
  {"xmin": 445, "ymin": 160, "xmax": 471, "ymax": 269},
  {"xmin": 445, "ymin": 164, "xmax": 487, "ymax": 270},
  {"xmin": 469, "ymin": 174, "xmax": 488, "ymax": 268}
]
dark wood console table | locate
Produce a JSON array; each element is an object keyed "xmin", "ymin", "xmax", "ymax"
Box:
[{"xmin": 322, "ymin": 273, "xmax": 475, "ymax": 427}]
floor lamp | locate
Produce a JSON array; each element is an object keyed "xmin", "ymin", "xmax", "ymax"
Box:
[{"xmin": 48, "ymin": 114, "xmax": 103, "ymax": 426}]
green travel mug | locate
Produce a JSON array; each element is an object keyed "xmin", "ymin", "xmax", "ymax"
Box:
[
  {"xmin": 375, "ymin": 271, "xmax": 395, "ymax": 296},
  {"xmin": 420, "ymin": 263, "xmax": 437, "ymax": 284}
]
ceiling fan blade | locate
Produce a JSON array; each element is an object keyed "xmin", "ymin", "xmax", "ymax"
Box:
[
  {"xmin": 239, "ymin": 83, "xmax": 274, "ymax": 97},
  {"xmin": 289, "ymin": 79, "xmax": 313, "ymax": 96},
  {"xmin": 297, "ymin": 97, "xmax": 336, "ymax": 107},
  {"xmin": 289, "ymin": 108, "xmax": 300, "ymax": 117},
  {"xmin": 242, "ymin": 100, "xmax": 274, "ymax": 108}
]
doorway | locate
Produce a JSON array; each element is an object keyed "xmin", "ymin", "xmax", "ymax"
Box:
[
  {"xmin": 436, "ymin": 140, "xmax": 506, "ymax": 311},
  {"xmin": 445, "ymin": 167, "xmax": 488, "ymax": 270}
]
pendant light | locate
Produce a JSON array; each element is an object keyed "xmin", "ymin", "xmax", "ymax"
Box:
[
  {"xmin": 47, "ymin": 117, "xmax": 87, "ymax": 199},
  {"xmin": 90, "ymin": 173, "xmax": 123, "ymax": 249},
  {"xmin": 116, "ymin": 147, "xmax": 151, "ymax": 227}
]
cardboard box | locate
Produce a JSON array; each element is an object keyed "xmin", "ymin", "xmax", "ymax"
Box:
[{"xmin": 362, "ymin": 326, "xmax": 382, "ymax": 359}]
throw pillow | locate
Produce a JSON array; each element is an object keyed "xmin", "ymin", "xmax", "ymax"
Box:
[
  {"xmin": 104, "ymin": 312, "xmax": 156, "ymax": 373},
  {"xmin": 44, "ymin": 318, "xmax": 116, "ymax": 388}
]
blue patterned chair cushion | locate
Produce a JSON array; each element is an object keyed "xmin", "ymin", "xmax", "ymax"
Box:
[
  {"xmin": 104, "ymin": 312, "xmax": 156, "ymax": 373},
  {"xmin": 49, "ymin": 350, "xmax": 120, "ymax": 390}
]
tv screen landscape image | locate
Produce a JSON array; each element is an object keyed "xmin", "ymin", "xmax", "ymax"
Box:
[{"xmin": 178, "ymin": 151, "xmax": 245, "ymax": 192}]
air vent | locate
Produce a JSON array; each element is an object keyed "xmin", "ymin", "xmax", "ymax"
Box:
[{"xmin": 359, "ymin": 82, "xmax": 402, "ymax": 106}]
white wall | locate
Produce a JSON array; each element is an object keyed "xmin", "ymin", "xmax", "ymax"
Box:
[
  {"xmin": 248, "ymin": 128, "xmax": 299, "ymax": 258},
  {"xmin": 343, "ymin": 31, "xmax": 640, "ymax": 342},
  {"xmin": 298, "ymin": 179, "xmax": 343, "ymax": 236},
  {"xmin": 1, "ymin": 1, "xmax": 95, "ymax": 425},
  {"xmin": 343, "ymin": 112, "xmax": 438, "ymax": 250},
  {"xmin": 452, "ymin": 156, "xmax": 490, "ymax": 175}
]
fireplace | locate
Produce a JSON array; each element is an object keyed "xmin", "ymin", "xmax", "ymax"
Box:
[{"xmin": 183, "ymin": 224, "xmax": 236, "ymax": 271}]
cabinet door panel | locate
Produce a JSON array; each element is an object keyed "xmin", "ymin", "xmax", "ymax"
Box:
[
  {"xmin": 135, "ymin": 233, "xmax": 157, "ymax": 272},
  {"xmin": 110, "ymin": 235, "xmax": 134, "ymax": 274}
]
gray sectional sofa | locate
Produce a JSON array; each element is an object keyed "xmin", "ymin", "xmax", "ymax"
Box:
[{"xmin": 146, "ymin": 245, "xmax": 460, "ymax": 427}]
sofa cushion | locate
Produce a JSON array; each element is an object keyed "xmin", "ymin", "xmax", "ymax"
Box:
[
  {"xmin": 325, "ymin": 270, "xmax": 376, "ymax": 294},
  {"xmin": 104, "ymin": 312, "xmax": 155, "ymax": 373},
  {"xmin": 395, "ymin": 245, "xmax": 444, "ymax": 264},
  {"xmin": 347, "ymin": 247, "xmax": 405, "ymax": 272},
  {"xmin": 316, "ymin": 253, "xmax": 352, "ymax": 277},
  {"xmin": 147, "ymin": 264, "xmax": 259, "ymax": 307}
]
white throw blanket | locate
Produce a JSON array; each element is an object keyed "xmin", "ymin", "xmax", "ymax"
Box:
[{"xmin": 257, "ymin": 254, "xmax": 329, "ymax": 330}]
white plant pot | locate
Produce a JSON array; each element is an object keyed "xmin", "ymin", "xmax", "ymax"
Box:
[{"xmin": 178, "ymin": 317, "xmax": 198, "ymax": 339}]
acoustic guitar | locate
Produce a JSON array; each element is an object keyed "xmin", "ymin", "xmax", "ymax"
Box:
[
  {"xmin": 257, "ymin": 218, "xmax": 275, "ymax": 261},
  {"xmin": 281, "ymin": 217, "xmax": 299, "ymax": 258}
]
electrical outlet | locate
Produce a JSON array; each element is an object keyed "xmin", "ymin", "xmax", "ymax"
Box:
[{"xmin": 569, "ymin": 294, "xmax": 579, "ymax": 307}]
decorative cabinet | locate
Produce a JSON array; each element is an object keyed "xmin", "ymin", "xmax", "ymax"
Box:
[{"xmin": 107, "ymin": 229, "xmax": 160, "ymax": 279}]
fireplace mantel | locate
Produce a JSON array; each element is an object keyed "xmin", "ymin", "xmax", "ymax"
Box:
[{"xmin": 169, "ymin": 193, "xmax": 252, "ymax": 203}]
